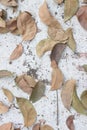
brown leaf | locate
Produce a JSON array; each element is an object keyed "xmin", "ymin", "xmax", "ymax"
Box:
[
  {"xmin": 41, "ymin": 124, "xmax": 54, "ymax": 130},
  {"xmin": 54, "ymin": 0, "xmax": 63, "ymax": 4},
  {"xmin": 10, "ymin": 44, "xmax": 23, "ymax": 61},
  {"xmin": 66, "ymin": 28, "xmax": 76, "ymax": 52},
  {"xmin": 83, "ymin": 0, "xmax": 87, "ymax": 3},
  {"xmin": 0, "ymin": 17, "xmax": 6, "ymax": 28},
  {"xmin": 0, "ymin": 0, "xmax": 18, "ymax": 7},
  {"xmin": 39, "ymin": 1, "xmax": 62, "ymax": 28},
  {"xmin": 15, "ymin": 74, "xmax": 36, "ymax": 95},
  {"xmin": 2, "ymin": 88, "xmax": 14, "ymax": 103},
  {"xmin": 51, "ymin": 64, "xmax": 63, "ymax": 90},
  {"xmin": 66, "ymin": 115, "xmax": 75, "ymax": 130},
  {"xmin": 17, "ymin": 11, "xmax": 37, "ymax": 41},
  {"xmin": 0, "ymin": 70, "xmax": 13, "ymax": 78},
  {"xmin": 0, "ymin": 101, "xmax": 9, "ymax": 114},
  {"xmin": 76, "ymin": 6, "xmax": 87, "ymax": 30},
  {"xmin": 48, "ymin": 27, "xmax": 68, "ymax": 42},
  {"xmin": 14, "ymin": 128, "xmax": 20, "ymax": 130},
  {"xmin": 64, "ymin": 0, "xmax": 79, "ymax": 22},
  {"xmin": 61, "ymin": 80, "xmax": 76, "ymax": 110},
  {"xmin": 17, "ymin": 98, "xmax": 37, "ymax": 127},
  {"xmin": 50, "ymin": 43, "xmax": 66, "ymax": 65},
  {"xmin": 0, "ymin": 123, "xmax": 14, "ymax": 130},
  {"xmin": 32, "ymin": 123, "xmax": 41, "ymax": 130}
]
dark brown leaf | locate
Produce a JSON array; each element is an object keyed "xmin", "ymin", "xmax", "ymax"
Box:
[
  {"xmin": 50, "ymin": 43, "xmax": 66, "ymax": 65},
  {"xmin": 76, "ymin": 6, "xmax": 87, "ymax": 30},
  {"xmin": 32, "ymin": 123, "xmax": 41, "ymax": 130},
  {"xmin": 66, "ymin": 115, "xmax": 75, "ymax": 130}
]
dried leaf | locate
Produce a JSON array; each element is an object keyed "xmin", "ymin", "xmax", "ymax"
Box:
[
  {"xmin": 10, "ymin": 44, "xmax": 23, "ymax": 61},
  {"xmin": 0, "ymin": 9, "xmax": 7, "ymax": 20},
  {"xmin": 15, "ymin": 74, "xmax": 36, "ymax": 95},
  {"xmin": 17, "ymin": 98, "xmax": 37, "ymax": 127},
  {"xmin": 64, "ymin": 0, "xmax": 79, "ymax": 22},
  {"xmin": 0, "ymin": 70, "xmax": 13, "ymax": 78},
  {"xmin": 66, "ymin": 115, "xmax": 75, "ymax": 130},
  {"xmin": 0, "ymin": 27, "xmax": 8, "ymax": 33},
  {"xmin": 41, "ymin": 125, "xmax": 54, "ymax": 130},
  {"xmin": 54, "ymin": 0, "xmax": 63, "ymax": 4},
  {"xmin": 32, "ymin": 123, "xmax": 41, "ymax": 130},
  {"xmin": 81, "ymin": 90, "xmax": 87, "ymax": 109},
  {"xmin": 72, "ymin": 86, "xmax": 87, "ymax": 115},
  {"xmin": 51, "ymin": 65, "xmax": 63, "ymax": 90},
  {"xmin": 76, "ymin": 6, "xmax": 87, "ymax": 30},
  {"xmin": 48, "ymin": 27, "xmax": 68, "ymax": 42},
  {"xmin": 83, "ymin": 0, "xmax": 87, "ymax": 3},
  {"xmin": 0, "ymin": 101, "xmax": 9, "ymax": 114},
  {"xmin": 61, "ymin": 80, "xmax": 76, "ymax": 110},
  {"xmin": 82, "ymin": 64, "xmax": 87, "ymax": 72},
  {"xmin": 66, "ymin": 28, "xmax": 76, "ymax": 52},
  {"xmin": 2, "ymin": 88, "xmax": 14, "ymax": 103},
  {"xmin": 50, "ymin": 43, "xmax": 66, "ymax": 65},
  {"xmin": 15, "ymin": 129, "xmax": 20, "ymax": 130},
  {"xmin": 17, "ymin": 11, "xmax": 37, "ymax": 41},
  {"xmin": 30, "ymin": 81, "xmax": 46, "ymax": 103},
  {"xmin": 36, "ymin": 38, "xmax": 59, "ymax": 57},
  {"xmin": 0, "ymin": 0, "xmax": 18, "ymax": 7},
  {"xmin": 39, "ymin": 1, "xmax": 62, "ymax": 28},
  {"xmin": 0, "ymin": 123, "xmax": 14, "ymax": 130}
]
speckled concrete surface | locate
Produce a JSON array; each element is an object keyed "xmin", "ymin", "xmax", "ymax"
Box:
[{"xmin": 0, "ymin": 0, "xmax": 87, "ymax": 130}]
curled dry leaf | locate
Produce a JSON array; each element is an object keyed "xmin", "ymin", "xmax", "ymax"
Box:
[
  {"xmin": 76, "ymin": 6, "xmax": 87, "ymax": 30},
  {"xmin": 81, "ymin": 90, "xmax": 87, "ymax": 109},
  {"xmin": 66, "ymin": 28, "xmax": 76, "ymax": 52},
  {"xmin": 32, "ymin": 123, "xmax": 41, "ymax": 130},
  {"xmin": 72, "ymin": 86, "xmax": 87, "ymax": 115},
  {"xmin": 66, "ymin": 115, "xmax": 75, "ymax": 130},
  {"xmin": 39, "ymin": 1, "xmax": 62, "ymax": 28},
  {"xmin": 0, "ymin": 123, "xmax": 14, "ymax": 130},
  {"xmin": 30, "ymin": 81, "xmax": 46, "ymax": 103},
  {"xmin": 10, "ymin": 44, "xmax": 23, "ymax": 61},
  {"xmin": 0, "ymin": 70, "xmax": 13, "ymax": 78},
  {"xmin": 82, "ymin": 64, "xmax": 87, "ymax": 72},
  {"xmin": 61, "ymin": 80, "xmax": 76, "ymax": 110},
  {"xmin": 64, "ymin": 0, "xmax": 79, "ymax": 22},
  {"xmin": 51, "ymin": 63, "xmax": 63, "ymax": 91},
  {"xmin": 0, "ymin": 0, "xmax": 18, "ymax": 7},
  {"xmin": 0, "ymin": 101, "xmax": 9, "ymax": 114},
  {"xmin": 50, "ymin": 43, "xmax": 66, "ymax": 65},
  {"xmin": 48, "ymin": 27, "xmax": 68, "ymax": 42},
  {"xmin": 0, "ymin": 9, "xmax": 7, "ymax": 20},
  {"xmin": 41, "ymin": 124, "xmax": 54, "ymax": 130},
  {"xmin": 54, "ymin": 0, "xmax": 63, "ymax": 4},
  {"xmin": 15, "ymin": 74, "xmax": 36, "ymax": 95},
  {"xmin": 17, "ymin": 98, "xmax": 37, "ymax": 127},
  {"xmin": 2, "ymin": 88, "xmax": 14, "ymax": 103},
  {"xmin": 17, "ymin": 11, "xmax": 37, "ymax": 41},
  {"xmin": 0, "ymin": 17, "xmax": 6, "ymax": 28},
  {"xmin": 36, "ymin": 38, "xmax": 58, "ymax": 57}
]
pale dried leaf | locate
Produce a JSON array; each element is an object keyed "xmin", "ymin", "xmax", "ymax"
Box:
[
  {"xmin": 81, "ymin": 90, "xmax": 87, "ymax": 109},
  {"xmin": 30, "ymin": 81, "xmax": 46, "ymax": 103},
  {"xmin": 17, "ymin": 11, "xmax": 37, "ymax": 41},
  {"xmin": 72, "ymin": 86, "xmax": 87, "ymax": 115},
  {"xmin": 0, "ymin": 0, "xmax": 18, "ymax": 7},
  {"xmin": 10, "ymin": 44, "xmax": 23, "ymax": 61},
  {"xmin": 32, "ymin": 123, "xmax": 41, "ymax": 130},
  {"xmin": 66, "ymin": 28, "xmax": 76, "ymax": 52},
  {"xmin": 15, "ymin": 74, "xmax": 36, "ymax": 95},
  {"xmin": 61, "ymin": 80, "xmax": 76, "ymax": 110},
  {"xmin": 66, "ymin": 115, "xmax": 75, "ymax": 130},
  {"xmin": 64, "ymin": 0, "xmax": 79, "ymax": 22},
  {"xmin": 76, "ymin": 6, "xmax": 87, "ymax": 30},
  {"xmin": 17, "ymin": 98, "xmax": 37, "ymax": 127},
  {"xmin": 0, "ymin": 17, "xmax": 6, "ymax": 27},
  {"xmin": 48, "ymin": 27, "xmax": 68, "ymax": 42},
  {"xmin": 0, "ymin": 70, "xmax": 13, "ymax": 78},
  {"xmin": 0, "ymin": 101, "xmax": 9, "ymax": 114},
  {"xmin": 3, "ymin": 88, "xmax": 14, "ymax": 103},
  {"xmin": 41, "ymin": 124, "xmax": 54, "ymax": 130},
  {"xmin": 50, "ymin": 43, "xmax": 66, "ymax": 65},
  {"xmin": 54, "ymin": 0, "xmax": 63, "ymax": 4},
  {"xmin": 51, "ymin": 66, "xmax": 63, "ymax": 90},
  {"xmin": 39, "ymin": 1, "xmax": 62, "ymax": 28},
  {"xmin": 0, "ymin": 123, "xmax": 14, "ymax": 130}
]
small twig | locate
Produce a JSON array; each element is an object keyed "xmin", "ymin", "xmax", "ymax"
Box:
[{"xmin": 56, "ymin": 90, "xmax": 59, "ymax": 126}]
